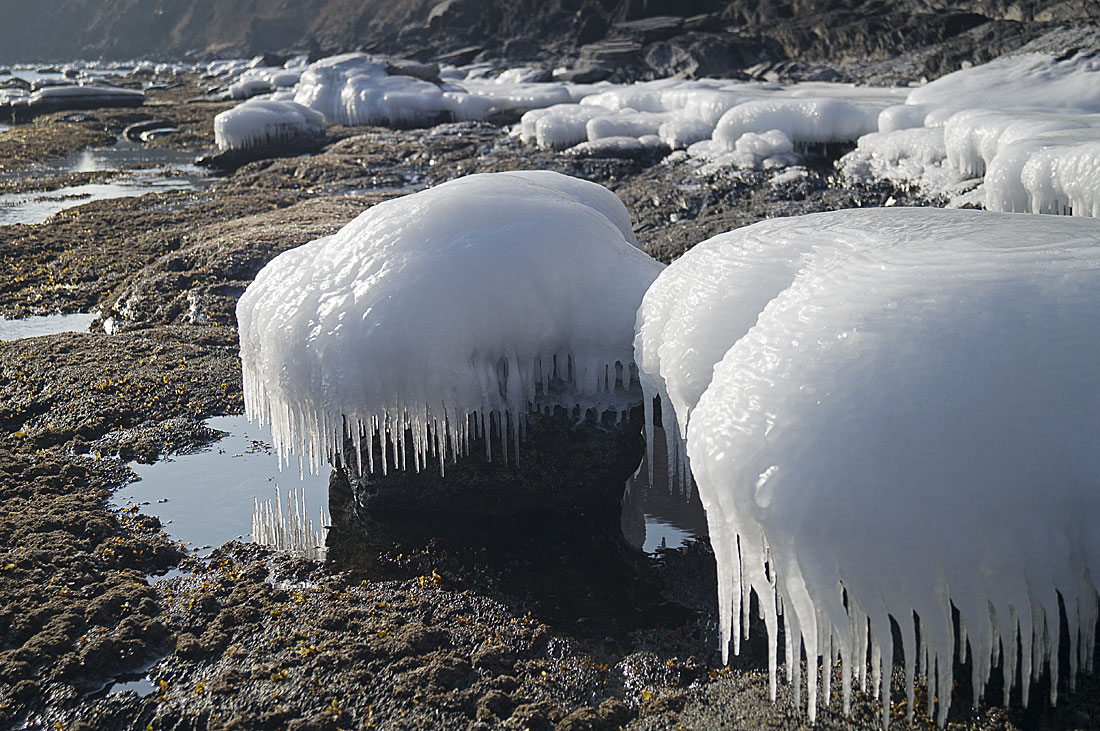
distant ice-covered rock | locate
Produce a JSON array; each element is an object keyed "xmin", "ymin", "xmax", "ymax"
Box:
[
  {"xmin": 213, "ymin": 98, "xmax": 325, "ymax": 152},
  {"xmin": 712, "ymin": 97, "xmax": 880, "ymax": 149},
  {"xmin": 238, "ymin": 171, "xmax": 662, "ymax": 475},
  {"xmin": 636, "ymin": 207, "xmax": 1100, "ymax": 726},
  {"xmin": 841, "ymin": 52, "xmax": 1100, "ymax": 216},
  {"xmin": 0, "ymin": 83, "xmax": 145, "ymax": 121}
]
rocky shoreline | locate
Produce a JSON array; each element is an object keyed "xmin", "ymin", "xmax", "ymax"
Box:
[{"xmin": 2, "ymin": 69, "xmax": 1099, "ymax": 731}]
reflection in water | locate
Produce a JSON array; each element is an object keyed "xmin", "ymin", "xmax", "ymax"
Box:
[
  {"xmin": 0, "ymin": 311, "xmax": 97, "ymax": 340},
  {"xmin": 113, "ymin": 416, "xmax": 330, "ymax": 558},
  {"xmin": 252, "ymin": 485, "xmax": 329, "ymax": 560},
  {"xmin": 0, "ymin": 143, "xmax": 214, "ymax": 226},
  {"xmin": 622, "ymin": 425, "xmax": 709, "ymax": 554},
  {"xmin": 113, "ymin": 416, "xmax": 700, "ymax": 563}
]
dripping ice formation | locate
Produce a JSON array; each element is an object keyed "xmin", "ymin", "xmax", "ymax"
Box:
[
  {"xmin": 237, "ymin": 171, "xmax": 663, "ymax": 476},
  {"xmin": 206, "ymin": 45, "xmax": 1099, "ymax": 215},
  {"xmin": 214, "ymin": 98, "xmax": 325, "ymax": 152},
  {"xmin": 839, "ymin": 52, "xmax": 1100, "ymax": 215},
  {"xmin": 635, "ymin": 208, "xmax": 1100, "ymax": 727}
]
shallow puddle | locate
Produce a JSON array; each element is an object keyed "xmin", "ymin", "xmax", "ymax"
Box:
[
  {"xmin": 0, "ymin": 311, "xmax": 97, "ymax": 340},
  {"xmin": 112, "ymin": 415, "xmax": 330, "ymax": 558},
  {"xmin": 623, "ymin": 426, "xmax": 710, "ymax": 554},
  {"xmin": 0, "ymin": 143, "xmax": 214, "ymax": 225}
]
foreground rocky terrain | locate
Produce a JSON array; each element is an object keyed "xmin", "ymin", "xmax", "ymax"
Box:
[{"xmin": 2, "ymin": 50, "xmax": 1100, "ymax": 731}]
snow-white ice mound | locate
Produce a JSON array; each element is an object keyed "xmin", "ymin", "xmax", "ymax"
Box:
[
  {"xmin": 636, "ymin": 207, "xmax": 1100, "ymax": 726},
  {"xmin": 289, "ymin": 53, "xmax": 578, "ymax": 127},
  {"xmin": 214, "ymin": 98, "xmax": 325, "ymax": 152},
  {"xmin": 519, "ymin": 79, "xmax": 902, "ymax": 167},
  {"xmin": 238, "ymin": 171, "xmax": 663, "ymax": 475},
  {"xmin": 841, "ymin": 52, "xmax": 1100, "ymax": 215}
]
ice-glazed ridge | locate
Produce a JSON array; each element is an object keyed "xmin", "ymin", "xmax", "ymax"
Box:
[
  {"xmin": 635, "ymin": 208, "xmax": 1100, "ymax": 727},
  {"xmin": 237, "ymin": 171, "xmax": 663, "ymax": 476},
  {"xmin": 840, "ymin": 52, "xmax": 1100, "ymax": 215}
]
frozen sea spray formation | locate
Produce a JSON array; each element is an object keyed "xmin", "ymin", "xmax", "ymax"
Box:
[
  {"xmin": 636, "ymin": 208, "xmax": 1100, "ymax": 726},
  {"xmin": 238, "ymin": 171, "xmax": 663, "ymax": 478},
  {"xmin": 519, "ymin": 79, "xmax": 902, "ymax": 167},
  {"xmin": 840, "ymin": 52, "xmax": 1100, "ymax": 215},
  {"xmin": 289, "ymin": 53, "xmax": 576, "ymax": 127},
  {"xmin": 214, "ymin": 98, "xmax": 325, "ymax": 153}
]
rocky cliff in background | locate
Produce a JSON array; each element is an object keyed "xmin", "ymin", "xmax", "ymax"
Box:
[{"xmin": 2, "ymin": 0, "xmax": 1099, "ymax": 80}]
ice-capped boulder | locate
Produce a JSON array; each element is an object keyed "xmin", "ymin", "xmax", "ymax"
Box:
[
  {"xmin": 239, "ymin": 170, "xmax": 662, "ymax": 474},
  {"xmin": 213, "ymin": 98, "xmax": 325, "ymax": 153},
  {"xmin": 239, "ymin": 171, "xmax": 662, "ymax": 532},
  {"xmin": 636, "ymin": 208, "xmax": 1100, "ymax": 726}
]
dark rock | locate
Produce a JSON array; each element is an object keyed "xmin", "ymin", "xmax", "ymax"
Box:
[
  {"xmin": 385, "ymin": 59, "xmax": 442, "ymax": 83},
  {"xmin": 196, "ymin": 133, "xmax": 324, "ymax": 171},
  {"xmin": 435, "ymin": 45, "xmax": 484, "ymax": 66},
  {"xmin": 503, "ymin": 38, "xmax": 542, "ymax": 60},
  {"xmin": 55, "ymin": 111, "xmax": 99, "ymax": 123},
  {"xmin": 343, "ymin": 403, "xmax": 646, "ymax": 542},
  {"xmin": 553, "ymin": 65, "xmax": 612, "ymax": 83},
  {"xmin": 579, "ymin": 39, "xmax": 644, "ymax": 67},
  {"xmin": 611, "ymin": 15, "xmax": 684, "ymax": 44},
  {"xmin": 576, "ymin": 15, "xmax": 609, "ymax": 45},
  {"xmin": 123, "ymin": 118, "xmax": 174, "ymax": 142},
  {"xmin": 139, "ymin": 127, "xmax": 180, "ymax": 141}
]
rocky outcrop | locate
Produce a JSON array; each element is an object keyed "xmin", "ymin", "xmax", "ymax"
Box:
[{"xmin": 1, "ymin": 0, "xmax": 1097, "ymax": 85}]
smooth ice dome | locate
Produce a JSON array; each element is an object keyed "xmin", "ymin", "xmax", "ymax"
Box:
[
  {"xmin": 238, "ymin": 171, "xmax": 663, "ymax": 475},
  {"xmin": 636, "ymin": 208, "xmax": 1100, "ymax": 726},
  {"xmin": 214, "ymin": 98, "xmax": 325, "ymax": 152}
]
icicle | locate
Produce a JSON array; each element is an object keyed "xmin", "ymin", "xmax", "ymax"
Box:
[
  {"xmin": 903, "ymin": 612, "xmax": 917, "ymax": 724},
  {"xmin": 871, "ymin": 634, "xmax": 882, "ymax": 702}
]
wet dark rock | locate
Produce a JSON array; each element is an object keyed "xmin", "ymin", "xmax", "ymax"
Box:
[
  {"xmin": 344, "ymin": 404, "xmax": 645, "ymax": 542},
  {"xmin": 196, "ymin": 135, "xmax": 325, "ymax": 172},
  {"xmin": 54, "ymin": 111, "xmax": 100, "ymax": 124},
  {"xmin": 139, "ymin": 127, "xmax": 179, "ymax": 142},
  {"xmin": 123, "ymin": 118, "xmax": 173, "ymax": 142}
]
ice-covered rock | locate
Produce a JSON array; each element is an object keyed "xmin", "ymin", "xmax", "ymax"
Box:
[
  {"xmin": 214, "ymin": 98, "xmax": 325, "ymax": 152},
  {"xmin": 238, "ymin": 171, "xmax": 663, "ymax": 475},
  {"xmin": 841, "ymin": 53, "xmax": 1100, "ymax": 216},
  {"xmin": 228, "ymin": 65, "xmax": 303, "ymax": 99},
  {"xmin": 909, "ymin": 52, "xmax": 1100, "ymax": 114},
  {"xmin": 636, "ymin": 207, "xmax": 1100, "ymax": 726},
  {"xmin": 1, "ymin": 84, "xmax": 145, "ymax": 121},
  {"xmin": 837, "ymin": 126, "xmax": 952, "ymax": 194},
  {"xmin": 713, "ymin": 97, "xmax": 880, "ymax": 150}
]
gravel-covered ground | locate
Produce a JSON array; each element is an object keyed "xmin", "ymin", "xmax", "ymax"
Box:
[{"xmin": 2, "ymin": 77, "xmax": 1098, "ymax": 731}]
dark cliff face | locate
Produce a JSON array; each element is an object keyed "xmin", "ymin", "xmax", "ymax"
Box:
[{"xmin": 1, "ymin": 0, "xmax": 1096, "ymax": 74}]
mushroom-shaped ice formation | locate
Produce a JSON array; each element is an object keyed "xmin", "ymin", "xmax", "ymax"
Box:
[
  {"xmin": 238, "ymin": 171, "xmax": 663, "ymax": 477},
  {"xmin": 635, "ymin": 208, "xmax": 1100, "ymax": 727},
  {"xmin": 214, "ymin": 98, "xmax": 325, "ymax": 152}
]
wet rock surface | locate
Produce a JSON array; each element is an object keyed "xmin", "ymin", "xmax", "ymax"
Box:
[
  {"xmin": 346, "ymin": 405, "xmax": 646, "ymax": 539},
  {"xmin": 1, "ymin": 65, "xmax": 1099, "ymax": 731}
]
